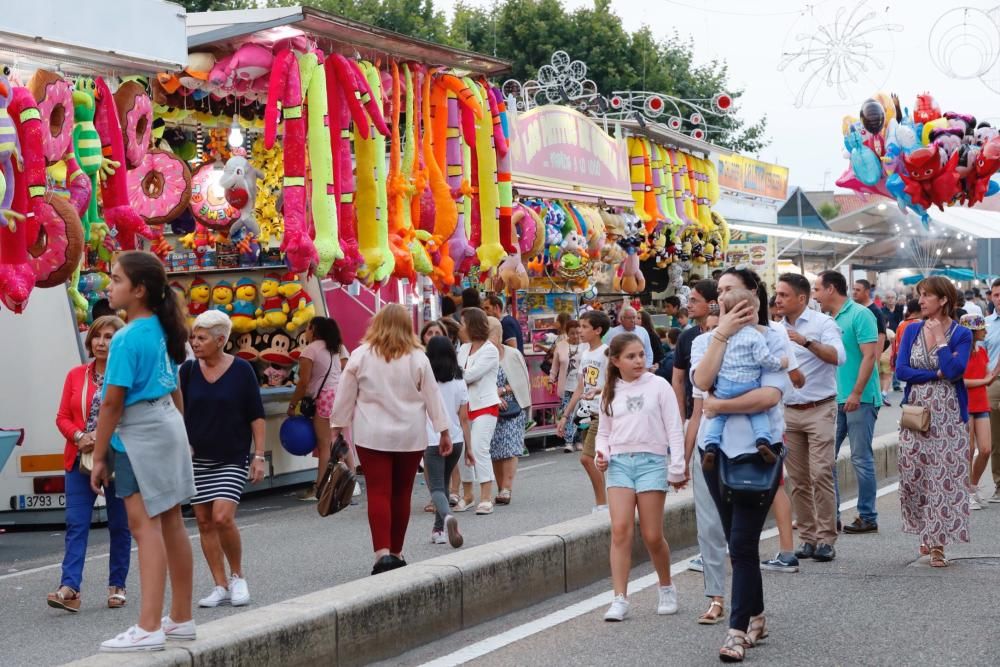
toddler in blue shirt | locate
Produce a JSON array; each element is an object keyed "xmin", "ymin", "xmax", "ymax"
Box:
[{"xmin": 703, "ymin": 289, "xmax": 787, "ymax": 470}]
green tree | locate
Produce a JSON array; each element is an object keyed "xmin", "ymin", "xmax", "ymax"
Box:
[
  {"xmin": 267, "ymin": 0, "xmax": 452, "ymax": 44},
  {"xmin": 173, "ymin": 0, "xmax": 256, "ymax": 12}
]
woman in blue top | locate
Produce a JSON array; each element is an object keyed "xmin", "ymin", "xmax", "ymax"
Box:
[
  {"xmin": 90, "ymin": 251, "xmax": 196, "ymax": 653},
  {"xmin": 896, "ymin": 276, "xmax": 972, "ymax": 568}
]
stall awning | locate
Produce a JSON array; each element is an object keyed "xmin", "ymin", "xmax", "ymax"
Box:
[
  {"xmin": 186, "ymin": 6, "xmax": 511, "ymax": 75},
  {"xmin": 727, "ymin": 221, "xmax": 869, "ymax": 246},
  {"xmin": 0, "ymin": 0, "xmax": 187, "ymax": 74},
  {"xmin": 514, "ymin": 184, "xmax": 633, "ymax": 207},
  {"xmin": 925, "ymin": 206, "xmax": 1000, "ymax": 240},
  {"xmin": 900, "ymin": 267, "xmax": 997, "ymax": 284}
]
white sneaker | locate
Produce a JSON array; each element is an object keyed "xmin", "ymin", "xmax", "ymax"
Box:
[
  {"xmin": 229, "ymin": 574, "xmax": 250, "ymax": 607},
  {"xmin": 100, "ymin": 625, "xmax": 166, "ymax": 652},
  {"xmin": 976, "ymin": 491, "xmax": 990, "ymax": 509},
  {"xmin": 604, "ymin": 594, "xmax": 630, "ymax": 622},
  {"xmin": 591, "ymin": 504, "xmax": 609, "ymax": 514},
  {"xmin": 970, "ymin": 493, "xmax": 982, "ymax": 511},
  {"xmin": 657, "ymin": 584, "xmax": 679, "ymax": 615},
  {"xmin": 431, "ymin": 530, "xmax": 448, "ymax": 544},
  {"xmin": 989, "ymin": 491, "xmax": 1000, "ymax": 504},
  {"xmin": 352, "ymin": 483, "xmax": 362, "ymax": 497},
  {"xmin": 445, "ymin": 514, "xmax": 464, "ymax": 548},
  {"xmin": 198, "ymin": 585, "xmax": 230, "ymax": 608},
  {"xmin": 688, "ymin": 557, "xmax": 704, "ymax": 573},
  {"xmin": 161, "ymin": 616, "xmax": 196, "ymax": 641}
]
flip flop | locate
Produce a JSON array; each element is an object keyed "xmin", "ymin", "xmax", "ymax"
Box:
[{"xmin": 475, "ymin": 501, "xmax": 494, "ymax": 515}]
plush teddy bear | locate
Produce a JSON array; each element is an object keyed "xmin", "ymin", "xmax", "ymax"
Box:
[
  {"xmin": 211, "ymin": 280, "xmax": 235, "ymax": 313},
  {"xmin": 277, "ymin": 272, "xmax": 315, "ymax": 332},
  {"xmin": 187, "ymin": 277, "xmax": 210, "ymax": 323},
  {"xmin": 255, "ymin": 272, "xmax": 287, "ymax": 330}
]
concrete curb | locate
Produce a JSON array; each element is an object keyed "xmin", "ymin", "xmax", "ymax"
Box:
[{"xmin": 66, "ymin": 436, "xmax": 900, "ymax": 667}]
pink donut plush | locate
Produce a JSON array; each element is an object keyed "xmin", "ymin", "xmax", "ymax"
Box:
[
  {"xmin": 512, "ymin": 203, "xmax": 538, "ymax": 256},
  {"xmin": 28, "ymin": 195, "xmax": 84, "ymax": 288},
  {"xmin": 114, "ymin": 81, "xmax": 152, "ymax": 170},
  {"xmin": 127, "ymin": 149, "xmax": 192, "ymax": 226},
  {"xmin": 26, "ymin": 70, "xmax": 74, "ymax": 164}
]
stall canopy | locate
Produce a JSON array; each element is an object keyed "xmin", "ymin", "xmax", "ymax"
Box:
[
  {"xmin": 0, "ymin": 0, "xmax": 186, "ymax": 74},
  {"xmin": 186, "ymin": 6, "xmax": 511, "ymax": 75},
  {"xmin": 900, "ymin": 267, "xmax": 997, "ymax": 285}
]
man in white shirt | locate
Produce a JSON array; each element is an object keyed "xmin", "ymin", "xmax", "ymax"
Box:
[
  {"xmin": 604, "ymin": 306, "xmax": 655, "ymax": 370},
  {"xmin": 775, "ymin": 273, "xmax": 846, "ymax": 562}
]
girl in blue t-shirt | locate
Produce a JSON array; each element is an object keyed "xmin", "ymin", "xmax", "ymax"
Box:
[{"xmin": 90, "ymin": 251, "xmax": 196, "ymax": 653}]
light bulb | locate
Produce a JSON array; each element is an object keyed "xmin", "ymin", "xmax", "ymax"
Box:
[
  {"xmin": 936, "ymin": 249, "xmax": 942, "ymax": 255},
  {"xmin": 967, "ymin": 244, "xmax": 972, "ymax": 251},
  {"xmin": 947, "ymin": 247, "xmax": 952, "ymax": 253},
  {"xmin": 228, "ymin": 116, "xmax": 243, "ymax": 148},
  {"xmin": 899, "ymin": 241, "xmax": 905, "ymax": 248}
]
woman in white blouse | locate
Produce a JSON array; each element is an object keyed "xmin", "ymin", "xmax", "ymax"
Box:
[{"xmin": 456, "ymin": 308, "xmax": 501, "ymax": 515}]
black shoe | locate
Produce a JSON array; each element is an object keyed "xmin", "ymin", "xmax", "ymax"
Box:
[
  {"xmin": 794, "ymin": 543, "xmax": 816, "ymax": 559},
  {"xmin": 371, "ymin": 555, "xmax": 396, "ymax": 575},
  {"xmin": 813, "ymin": 543, "xmax": 836, "ymax": 561},
  {"xmin": 842, "ymin": 517, "xmax": 878, "ymax": 534},
  {"xmin": 837, "ymin": 519, "xmax": 843, "ymax": 533},
  {"xmin": 702, "ymin": 445, "xmax": 719, "ymax": 472},
  {"xmin": 387, "ymin": 555, "xmax": 407, "ymax": 571}
]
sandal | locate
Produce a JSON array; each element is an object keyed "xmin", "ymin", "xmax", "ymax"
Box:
[
  {"xmin": 453, "ymin": 499, "xmax": 474, "ymax": 513},
  {"xmin": 423, "ymin": 502, "xmax": 435, "ymax": 513},
  {"xmin": 475, "ymin": 501, "xmax": 494, "ymax": 515},
  {"xmin": 719, "ymin": 629, "xmax": 749, "ymax": 662},
  {"xmin": 747, "ymin": 613, "xmax": 769, "ymax": 646},
  {"xmin": 47, "ymin": 586, "xmax": 81, "ymax": 613},
  {"xmin": 919, "ymin": 543, "xmax": 930, "ymax": 557},
  {"xmin": 697, "ymin": 599, "xmax": 725, "ymax": 625},
  {"xmin": 930, "ymin": 547, "xmax": 949, "ymax": 568},
  {"xmin": 107, "ymin": 586, "xmax": 127, "ymax": 609},
  {"xmin": 494, "ymin": 489, "xmax": 512, "ymax": 505},
  {"xmin": 448, "ymin": 494, "xmax": 460, "ymax": 507}
]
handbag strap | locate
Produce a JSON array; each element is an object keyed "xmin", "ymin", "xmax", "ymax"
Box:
[{"xmin": 314, "ymin": 351, "xmax": 335, "ymax": 397}]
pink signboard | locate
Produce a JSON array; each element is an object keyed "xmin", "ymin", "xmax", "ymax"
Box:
[{"xmin": 509, "ymin": 106, "xmax": 631, "ymax": 199}]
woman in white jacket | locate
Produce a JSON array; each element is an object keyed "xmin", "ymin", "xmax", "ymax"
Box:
[
  {"xmin": 456, "ymin": 308, "xmax": 501, "ymax": 515},
  {"xmin": 488, "ymin": 318, "xmax": 532, "ymax": 506}
]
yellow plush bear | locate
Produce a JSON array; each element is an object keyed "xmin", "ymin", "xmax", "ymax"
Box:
[
  {"xmin": 255, "ymin": 273, "xmax": 288, "ymax": 330},
  {"xmin": 277, "ymin": 272, "xmax": 316, "ymax": 332}
]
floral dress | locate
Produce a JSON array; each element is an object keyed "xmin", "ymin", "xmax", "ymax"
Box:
[
  {"xmin": 490, "ymin": 366, "xmax": 527, "ymax": 460},
  {"xmin": 898, "ymin": 323, "xmax": 970, "ymax": 546}
]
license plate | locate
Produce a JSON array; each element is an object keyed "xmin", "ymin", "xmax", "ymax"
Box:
[{"xmin": 15, "ymin": 494, "xmax": 65, "ymax": 510}]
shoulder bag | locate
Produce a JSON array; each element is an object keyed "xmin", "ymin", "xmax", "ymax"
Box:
[
  {"xmin": 900, "ymin": 323, "xmax": 955, "ymax": 433},
  {"xmin": 718, "ymin": 445, "xmax": 784, "ymax": 507},
  {"xmin": 317, "ymin": 436, "xmax": 356, "ymax": 517},
  {"xmin": 300, "ymin": 354, "xmax": 334, "ymax": 419}
]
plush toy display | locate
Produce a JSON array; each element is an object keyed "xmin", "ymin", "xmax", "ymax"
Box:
[
  {"xmin": 278, "ymin": 271, "xmax": 315, "ymax": 331},
  {"xmin": 219, "ymin": 153, "xmax": 261, "ymax": 239},
  {"xmin": 128, "ymin": 149, "xmax": 192, "ymax": 226}
]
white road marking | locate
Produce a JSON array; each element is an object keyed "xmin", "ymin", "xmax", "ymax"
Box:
[
  {"xmin": 418, "ymin": 482, "xmax": 901, "ymax": 667},
  {"xmin": 0, "ymin": 523, "xmax": 260, "ymax": 581}
]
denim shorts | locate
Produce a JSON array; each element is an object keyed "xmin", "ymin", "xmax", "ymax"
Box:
[
  {"xmin": 972, "ymin": 411, "xmax": 990, "ymax": 420},
  {"xmin": 606, "ymin": 452, "xmax": 668, "ymax": 493},
  {"xmin": 112, "ymin": 448, "xmax": 141, "ymax": 499}
]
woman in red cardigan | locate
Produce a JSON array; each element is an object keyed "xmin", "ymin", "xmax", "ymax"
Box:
[{"xmin": 48, "ymin": 315, "xmax": 130, "ymax": 613}]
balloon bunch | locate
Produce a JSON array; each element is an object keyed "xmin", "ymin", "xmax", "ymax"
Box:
[{"xmin": 838, "ymin": 91, "xmax": 1000, "ymax": 226}]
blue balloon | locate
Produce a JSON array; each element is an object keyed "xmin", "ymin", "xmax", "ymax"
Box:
[
  {"xmin": 279, "ymin": 416, "xmax": 317, "ymax": 456},
  {"xmin": 847, "ymin": 128, "xmax": 882, "ymax": 186},
  {"xmin": 988, "ymin": 178, "xmax": 1000, "ymax": 197}
]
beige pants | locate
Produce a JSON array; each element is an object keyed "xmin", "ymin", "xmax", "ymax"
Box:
[
  {"xmin": 988, "ymin": 382, "xmax": 1000, "ymax": 488},
  {"xmin": 784, "ymin": 400, "xmax": 838, "ymax": 545}
]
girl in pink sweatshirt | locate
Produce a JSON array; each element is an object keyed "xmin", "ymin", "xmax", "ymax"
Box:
[{"xmin": 595, "ymin": 333, "xmax": 686, "ymax": 622}]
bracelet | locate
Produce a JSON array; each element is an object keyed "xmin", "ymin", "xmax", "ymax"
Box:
[
  {"xmin": 712, "ymin": 333, "xmax": 729, "ymax": 343},
  {"xmin": 253, "ymin": 455, "xmax": 266, "ymax": 462}
]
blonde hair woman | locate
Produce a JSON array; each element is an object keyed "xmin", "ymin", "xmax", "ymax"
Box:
[
  {"xmin": 330, "ymin": 304, "xmax": 452, "ymax": 575},
  {"xmin": 487, "ymin": 317, "xmax": 531, "ymax": 505}
]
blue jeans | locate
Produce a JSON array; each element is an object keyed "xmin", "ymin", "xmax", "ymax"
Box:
[
  {"xmin": 704, "ymin": 376, "xmax": 772, "ymax": 446},
  {"xmin": 61, "ymin": 460, "xmax": 131, "ymax": 591},
  {"xmin": 834, "ymin": 403, "xmax": 879, "ymax": 524}
]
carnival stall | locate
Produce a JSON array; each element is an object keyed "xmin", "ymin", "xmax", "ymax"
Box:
[{"xmin": 0, "ymin": 0, "xmax": 187, "ymax": 524}]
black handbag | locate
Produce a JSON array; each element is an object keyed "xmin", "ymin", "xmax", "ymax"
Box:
[
  {"xmin": 317, "ymin": 437, "xmax": 356, "ymax": 517},
  {"xmin": 498, "ymin": 396, "xmax": 522, "ymax": 419},
  {"xmin": 718, "ymin": 446, "xmax": 783, "ymax": 507},
  {"xmin": 299, "ymin": 356, "xmax": 334, "ymax": 419}
]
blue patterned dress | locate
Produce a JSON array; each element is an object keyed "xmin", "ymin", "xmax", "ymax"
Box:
[{"xmin": 490, "ymin": 367, "xmax": 527, "ymax": 460}]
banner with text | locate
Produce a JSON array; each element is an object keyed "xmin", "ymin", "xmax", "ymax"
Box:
[{"xmin": 716, "ymin": 153, "xmax": 789, "ymax": 200}]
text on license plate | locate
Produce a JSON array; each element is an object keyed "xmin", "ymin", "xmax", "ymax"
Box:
[{"xmin": 15, "ymin": 494, "xmax": 66, "ymax": 510}]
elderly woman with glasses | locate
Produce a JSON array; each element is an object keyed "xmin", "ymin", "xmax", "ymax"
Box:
[{"xmin": 180, "ymin": 310, "xmax": 266, "ymax": 608}]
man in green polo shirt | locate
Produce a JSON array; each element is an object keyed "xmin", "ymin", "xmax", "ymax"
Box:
[{"xmin": 814, "ymin": 270, "xmax": 881, "ymax": 534}]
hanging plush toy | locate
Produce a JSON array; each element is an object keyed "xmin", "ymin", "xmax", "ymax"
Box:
[
  {"xmin": 220, "ymin": 153, "xmax": 261, "ymax": 240},
  {"xmin": 398, "ymin": 64, "xmax": 433, "ymax": 277},
  {"xmin": 386, "ymin": 61, "xmax": 416, "ymax": 282},
  {"xmin": 0, "ymin": 69, "xmax": 22, "ymax": 232},
  {"xmin": 93, "ymin": 78, "xmax": 151, "ymax": 250},
  {"xmin": 298, "ymin": 51, "xmax": 341, "ymax": 277},
  {"xmin": 355, "ymin": 60, "xmax": 393, "ymax": 285},
  {"xmin": 265, "ymin": 46, "xmax": 317, "ymax": 274},
  {"xmin": 471, "ymin": 80, "xmax": 505, "ymax": 272},
  {"xmin": 421, "ymin": 68, "xmax": 457, "ymax": 291},
  {"xmin": 436, "ymin": 73, "xmax": 479, "ymax": 277},
  {"xmin": 0, "ymin": 89, "xmax": 35, "ymax": 312}
]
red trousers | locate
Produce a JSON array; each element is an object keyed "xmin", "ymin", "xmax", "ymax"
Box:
[{"xmin": 356, "ymin": 446, "xmax": 424, "ymax": 554}]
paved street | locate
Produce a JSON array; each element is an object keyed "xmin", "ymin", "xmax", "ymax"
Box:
[
  {"xmin": 2, "ymin": 399, "xmax": 905, "ymax": 666},
  {"xmin": 389, "ymin": 483, "xmax": 1000, "ymax": 667}
]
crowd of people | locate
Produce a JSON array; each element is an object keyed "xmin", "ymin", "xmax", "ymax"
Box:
[{"xmin": 44, "ymin": 250, "xmax": 998, "ymax": 660}]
